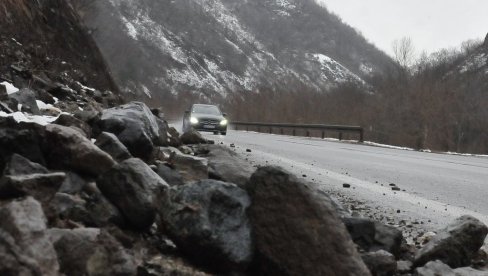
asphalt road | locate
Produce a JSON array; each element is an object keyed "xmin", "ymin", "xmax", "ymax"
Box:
[{"xmin": 201, "ymin": 130, "xmax": 488, "ymax": 229}]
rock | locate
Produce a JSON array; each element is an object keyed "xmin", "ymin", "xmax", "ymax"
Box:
[
  {"xmin": 180, "ymin": 129, "xmax": 207, "ymax": 145},
  {"xmin": 246, "ymin": 148, "xmax": 252, "ymax": 152},
  {"xmin": 97, "ymin": 158, "xmax": 169, "ymax": 230},
  {"xmin": 160, "ymin": 179, "xmax": 252, "ymax": 272},
  {"xmin": 139, "ymin": 255, "xmax": 212, "ymax": 276},
  {"xmin": 343, "ymin": 217, "xmax": 376, "ymax": 249},
  {"xmin": 53, "ymin": 114, "xmax": 92, "ymax": 138},
  {"xmin": 0, "ymin": 120, "xmax": 46, "ymax": 171},
  {"xmin": 3, "ymin": 153, "xmax": 49, "ymax": 175},
  {"xmin": 342, "ymin": 217, "xmax": 403, "ymax": 257},
  {"xmin": 48, "ymin": 228, "xmax": 136, "ymax": 276},
  {"xmin": 392, "ymin": 187, "xmax": 401, "ymax": 191},
  {"xmin": 247, "ymin": 166, "xmax": 371, "ymax": 276},
  {"xmin": 205, "ymin": 145, "xmax": 255, "ymax": 188},
  {"xmin": 397, "ymin": 260, "xmax": 413, "ymax": 274},
  {"xmin": 169, "ymin": 150, "xmax": 208, "ymax": 183},
  {"xmin": 0, "ymin": 197, "xmax": 59, "ymax": 275},
  {"xmin": 167, "ymin": 126, "xmax": 181, "ymax": 147},
  {"xmin": 8, "ymin": 88, "xmax": 40, "ymax": 115},
  {"xmin": 453, "ymin": 267, "xmax": 488, "ymax": 276},
  {"xmin": 154, "ymin": 161, "xmax": 185, "ymax": 186},
  {"xmin": 0, "ymin": 173, "xmax": 66, "ymax": 203},
  {"xmin": 94, "ymin": 132, "xmax": 132, "ymax": 162},
  {"xmin": 361, "ymin": 250, "xmax": 397, "ymax": 276},
  {"xmin": 73, "ymin": 110, "xmax": 101, "ymax": 132},
  {"xmin": 58, "ymin": 172, "xmax": 87, "ymax": 194},
  {"xmin": 0, "ymin": 82, "xmax": 8, "ymax": 101},
  {"xmin": 155, "ymin": 117, "xmax": 170, "ymax": 146},
  {"xmin": 48, "ymin": 84, "xmax": 76, "ymax": 100},
  {"xmin": 373, "ymin": 221, "xmax": 404, "ymax": 257},
  {"xmin": 100, "ymin": 101, "xmax": 164, "ymax": 160},
  {"xmin": 343, "ymin": 183, "xmax": 351, "ymax": 188},
  {"xmin": 178, "ymin": 145, "xmax": 194, "ymax": 155},
  {"xmin": 414, "ymin": 215, "xmax": 488, "ymax": 268},
  {"xmin": 484, "ymin": 33, "xmax": 488, "ymax": 47},
  {"xmin": 415, "ymin": 260, "xmax": 455, "ymax": 276},
  {"xmin": 44, "ymin": 124, "xmax": 115, "ymax": 176}
]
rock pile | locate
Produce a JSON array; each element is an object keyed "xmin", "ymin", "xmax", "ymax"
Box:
[{"xmin": 1, "ymin": 79, "xmax": 487, "ymax": 275}]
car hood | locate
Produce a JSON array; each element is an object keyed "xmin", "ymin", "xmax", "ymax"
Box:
[{"xmin": 191, "ymin": 113, "xmax": 225, "ymax": 120}]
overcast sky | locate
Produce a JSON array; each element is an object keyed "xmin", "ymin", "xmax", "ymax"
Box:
[{"xmin": 317, "ymin": 0, "xmax": 488, "ymax": 57}]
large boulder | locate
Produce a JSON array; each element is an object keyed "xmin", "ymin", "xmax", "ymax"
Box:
[
  {"xmin": 8, "ymin": 88, "xmax": 40, "ymax": 115},
  {"xmin": 94, "ymin": 132, "xmax": 132, "ymax": 162},
  {"xmin": 343, "ymin": 217, "xmax": 403, "ymax": 257},
  {"xmin": 99, "ymin": 102, "xmax": 165, "ymax": 160},
  {"xmin": 43, "ymin": 124, "xmax": 115, "ymax": 176},
  {"xmin": 205, "ymin": 145, "xmax": 255, "ymax": 188},
  {"xmin": 97, "ymin": 158, "xmax": 169, "ymax": 230},
  {"xmin": 167, "ymin": 149, "xmax": 208, "ymax": 183},
  {"xmin": 0, "ymin": 173, "xmax": 66, "ymax": 203},
  {"xmin": 180, "ymin": 129, "xmax": 207, "ymax": 145},
  {"xmin": 160, "ymin": 179, "xmax": 253, "ymax": 272},
  {"xmin": 48, "ymin": 228, "xmax": 136, "ymax": 276},
  {"xmin": 247, "ymin": 166, "xmax": 371, "ymax": 276},
  {"xmin": 414, "ymin": 215, "xmax": 488, "ymax": 268},
  {"xmin": 154, "ymin": 161, "xmax": 185, "ymax": 186},
  {"xmin": 361, "ymin": 250, "xmax": 397, "ymax": 276},
  {"xmin": 0, "ymin": 197, "xmax": 59, "ymax": 275},
  {"xmin": 0, "ymin": 120, "xmax": 46, "ymax": 171},
  {"xmin": 415, "ymin": 260, "xmax": 455, "ymax": 276},
  {"xmin": 3, "ymin": 153, "xmax": 49, "ymax": 175},
  {"xmin": 53, "ymin": 114, "xmax": 92, "ymax": 138}
]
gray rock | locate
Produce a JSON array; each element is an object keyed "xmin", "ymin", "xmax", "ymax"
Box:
[
  {"xmin": 97, "ymin": 158, "xmax": 169, "ymax": 230},
  {"xmin": 58, "ymin": 172, "xmax": 87, "ymax": 194},
  {"xmin": 0, "ymin": 173, "xmax": 66, "ymax": 203},
  {"xmin": 373, "ymin": 221, "xmax": 404, "ymax": 257},
  {"xmin": 180, "ymin": 129, "xmax": 207, "ymax": 145},
  {"xmin": 415, "ymin": 260, "xmax": 455, "ymax": 276},
  {"xmin": 414, "ymin": 215, "xmax": 488, "ymax": 268},
  {"xmin": 205, "ymin": 145, "xmax": 255, "ymax": 188},
  {"xmin": 94, "ymin": 132, "xmax": 132, "ymax": 162},
  {"xmin": 3, "ymin": 153, "xmax": 49, "ymax": 175},
  {"xmin": 397, "ymin": 260, "xmax": 413, "ymax": 274},
  {"xmin": 167, "ymin": 126, "xmax": 181, "ymax": 147},
  {"xmin": 154, "ymin": 161, "xmax": 185, "ymax": 186},
  {"xmin": 8, "ymin": 88, "xmax": 40, "ymax": 115},
  {"xmin": 169, "ymin": 150, "xmax": 208, "ymax": 183},
  {"xmin": 0, "ymin": 197, "xmax": 59, "ymax": 275},
  {"xmin": 53, "ymin": 114, "xmax": 92, "ymax": 138},
  {"xmin": 160, "ymin": 179, "xmax": 252, "ymax": 272},
  {"xmin": 247, "ymin": 166, "xmax": 371, "ymax": 276},
  {"xmin": 0, "ymin": 83, "xmax": 8, "ymax": 101},
  {"xmin": 100, "ymin": 102, "xmax": 164, "ymax": 160},
  {"xmin": 178, "ymin": 145, "xmax": 194, "ymax": 155},
  {"xmin": 0, "ymin": 121, "xmax": 46, "ymax": 171},
  {"xmin": 48, "ymin": 228, "xmax": 136, "ymax": 276},
  {"xmin": 454, "ymin": 267, "xmax": 488, "ymax": 276},
  {"xmin": 44, "ymin": 124, "xmax": 115, "ymax": 176},
  {"xmin": 361, "ymin": 250, "xmax": 397, "ymax": 276}
]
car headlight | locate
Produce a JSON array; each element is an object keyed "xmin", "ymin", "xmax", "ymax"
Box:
[
  {"xmin": 220, "ymin": 119, "xmax": 228, "ymax": 126},
  {"xmin": 190, "ymin": 117, "xmax": 199, "ymax": 124}
]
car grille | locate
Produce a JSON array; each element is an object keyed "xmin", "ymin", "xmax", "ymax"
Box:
[{"xmin": 200, "ymin": 119, "xmax": 220, "ymax": 125}]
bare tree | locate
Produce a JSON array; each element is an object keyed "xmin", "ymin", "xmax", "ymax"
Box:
[{"xmin": 392, "ymin": 37, "xmax": 416, "ymax": 69}]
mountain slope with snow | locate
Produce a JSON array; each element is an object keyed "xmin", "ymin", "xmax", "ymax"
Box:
[{"xmin": 81, "ymin": 0, "xmax": 395, "ymax": 103}]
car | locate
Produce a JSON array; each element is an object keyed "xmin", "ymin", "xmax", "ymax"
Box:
[{"xmin": 183, "ymin": 104, "xmax": 228, "ymax": 135}]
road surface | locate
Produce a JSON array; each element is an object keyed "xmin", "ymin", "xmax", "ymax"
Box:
[{"xmin": 201, "ymin": 130, "xmax": 488, "ymax": 230}]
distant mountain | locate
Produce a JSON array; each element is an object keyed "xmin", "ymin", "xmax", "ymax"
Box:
[{"xmin": 81, "ymin": 0, "xmax": 396, "ymax": 103}]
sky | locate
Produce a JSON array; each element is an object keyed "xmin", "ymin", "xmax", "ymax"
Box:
[{"xmin": 317, "ymin": 0, "xmax": 488, "ymax": 57}]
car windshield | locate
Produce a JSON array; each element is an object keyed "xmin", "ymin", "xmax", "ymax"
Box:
[{"xmin": 192, "ymin": 105, "xmax": 221, "ymax": 115}]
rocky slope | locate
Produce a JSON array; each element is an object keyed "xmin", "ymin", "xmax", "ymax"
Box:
[
  {"xmin": 0, "ymin": 0, "xmax": 119, "ymax": 94},
  {"xmin": 80, "ymin": 0, "xmax": 396, "ymax": 103}
]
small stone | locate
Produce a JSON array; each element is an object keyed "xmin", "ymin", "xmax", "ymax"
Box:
[
  {"xmin": 246, "ymin": 149, "xmax": 252, "ymax": 152},
  {"xmin": 343, "ymin": 183, "xmax": 351, "ymax": 188},
  {"xmin": 230, "ymin": 144, "xmax": 235, "ymax": 148},
  {"xmin": 392, "ymin": 187, "xmax": 401, "ymax": 191}
]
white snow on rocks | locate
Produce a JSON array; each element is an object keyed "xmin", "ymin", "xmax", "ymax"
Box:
[
  {"xmin": 0, "ymin": 81, "xmax": 19, "ymax": 94},
  {"xmin": 0, "ymin": 111, "xmax": 59, "ymax": 126},
  {"xmin": 310, "ymin": 53, "xmax": 365, "ymax": 84}
]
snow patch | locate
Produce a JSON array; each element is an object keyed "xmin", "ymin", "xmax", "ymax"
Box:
[
  {"xmin": 310, "ymin": 54, "xmax": 365, "ymax": 84},
  {"xmin": 141, "ymin": 85, "xmax": 152, "ymax": 98},
  {"xmin": 1, "ymin": 81, "xmax": 19, "ymax": 94},
  {"xmin": 0, "ymin": 111, "xmax": 59, "ymax": 126}
]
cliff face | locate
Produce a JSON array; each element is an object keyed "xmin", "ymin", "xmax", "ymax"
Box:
[
  {"xmin": 81, "ymin": 0, "xmax": 396, "ymax": 103},
  {"xmin": 0, "ymin": 0, "xmax": 119, "ymax": 93}
]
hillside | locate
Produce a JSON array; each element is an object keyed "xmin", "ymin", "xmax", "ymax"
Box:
[
  {"xmin": 80, "ymin": 0, "xmax": 396, "ymax": 105},
  {"xmin": 0, "ymin": 0, "xmax": 118, "ymax": 93}
]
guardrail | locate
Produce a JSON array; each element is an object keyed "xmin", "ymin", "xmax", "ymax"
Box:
[{"xmin": 230, "ymin": 121, "xmax": 364, "ymax": 142}]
